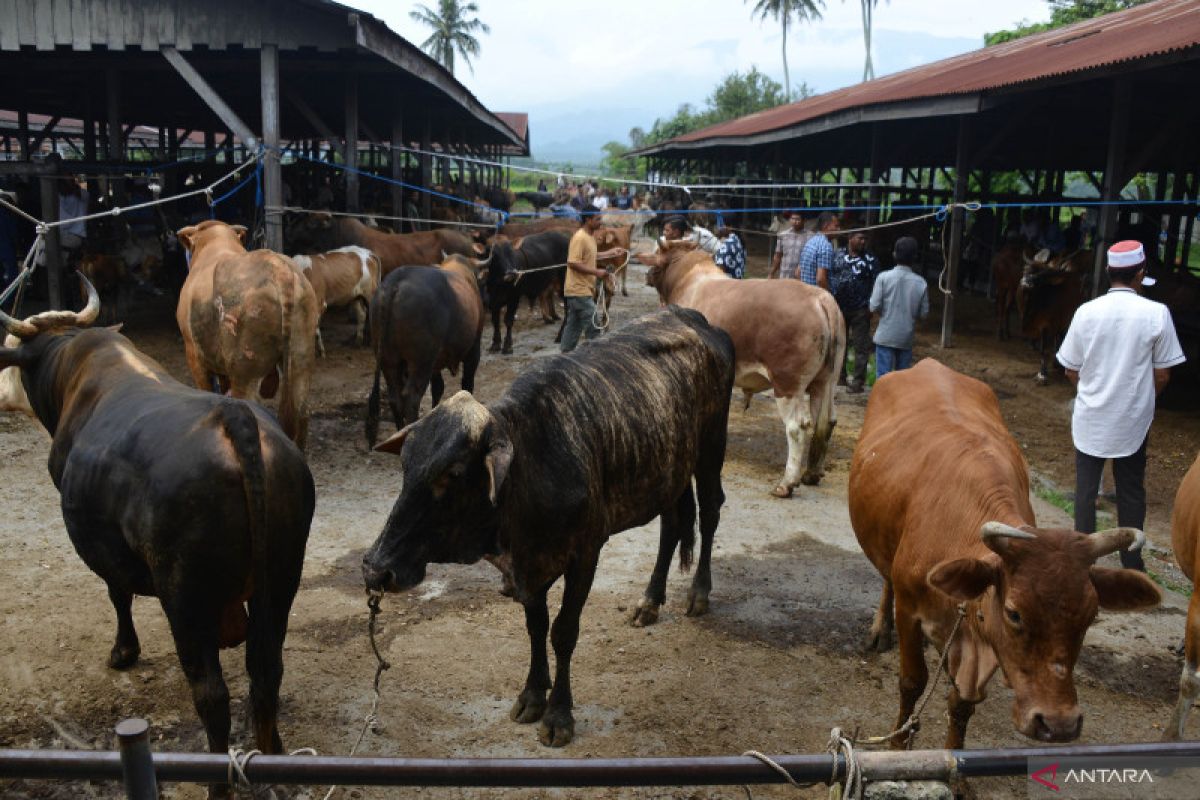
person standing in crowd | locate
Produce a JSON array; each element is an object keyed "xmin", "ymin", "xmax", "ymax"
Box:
[
  {"xmin": 561, "ymin": 205, "xmax": 626, "ymax": 353},
  {"xmin": 660, "ymin": 216, "xmax": 720, "ymax": 256},
  {"xmin": 1056, "ymin": 240, "xmax": 1185, "ymax": 571},
  {"xmin": 616, "ymin": 185, "xmax": 632, "ymax": 210},
  {"xmin": 869, "ymin": 236, "xmax": 929, "ymax": 380},
  {"xmin": 714, "ymin": 226, "xmax": 746, "ymax": 279},
  {"xmin": 830, "ymin": 230, "xmax": 878, "ymax": 392},
  {"xmin": 537, "ymin": 178, "xmax": 548, "ymax": 193},
  {"xmin": 769, "ymin": 211, "xmax": 813, "ymax": 280},
  {"xmin": 593, "ymin": 187, "xmax": 610, "ymax": 211},
  {"xmin": 799, "ymin": 211, "xmax": 839, "ymax": 289}
]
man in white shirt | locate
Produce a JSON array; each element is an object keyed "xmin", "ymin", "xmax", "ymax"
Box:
[{"xmin": 1056, "ymin": 240, "xmax": 1186, "ymax": 570}]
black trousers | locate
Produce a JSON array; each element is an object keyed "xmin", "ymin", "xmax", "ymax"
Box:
[
  {"xmin": 843, "ymin": 306, "xmax": 872, "ymax": 387},
  {"xmin": 1074, "ymin": 437, "xmax": 1148, "ymax": 570}
]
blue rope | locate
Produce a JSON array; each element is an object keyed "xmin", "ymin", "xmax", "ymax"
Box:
[{"xmin": 209, "ymin": 160, "xmax": 263, "ymax": 218}]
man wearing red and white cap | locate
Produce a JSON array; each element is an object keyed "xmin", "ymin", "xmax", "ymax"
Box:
[{"xmin": 1056, "ymin": 240, "xmax": 1185, "ymax": 570}]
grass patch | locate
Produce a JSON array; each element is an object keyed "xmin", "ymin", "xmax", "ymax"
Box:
[
  {"xmin": 1034, "ymin": 483, "xmax": 1075, "ymax": 517},
  {"xmin": 1146, "ymin": 568, "xmax": 1192, "ymax": 597}
]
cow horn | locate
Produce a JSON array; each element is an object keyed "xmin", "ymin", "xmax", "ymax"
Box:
[
  {"xmin": 1086, "ymin": 527, "xmax": 1145, "ymax": 561},
  {"xmin": 476, "ymin": 246, "xmax": 494, "ymax": 267},
  {"xmin": 75, "ymin": 272, "xmax": 101, "ymax": 327},
  {"xmin": 0, "ymin": 304, "xmax": 37, "ymax": 339},
  {"xmin": 980, "ymin": 521, "xmax": 1036, "ymax": 553}
]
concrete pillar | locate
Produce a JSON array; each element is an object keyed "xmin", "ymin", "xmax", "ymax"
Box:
[
  {"xmin": 344, "ymin": 74, "xmax": 359, "ymax": 213},
  {"xmin": 261, "ymin": 44, "xmax": 283, "ymax": 251}
]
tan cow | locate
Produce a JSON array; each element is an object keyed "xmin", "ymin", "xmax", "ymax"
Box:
[
  {"xmin": 1167, "ymin": 451, "xmax": 1200, "ymax": 740},
  {"xmin": 289, "ymin": 214, "xmax": 474, "ymax": 275},
  {"xmin": 177, "ymin": 220, "xmax": 319, "ymax": 449},
  {"xmin": 641, "ymin": 240, "xmax": 845, "ymax": 497},
  {"xmin": 596, "ymin": 224, "xmax": 634, "ymax": 297},
  {"xmin": 851, "ymin": 359, "xmax": 1159, "ymax": 748},
  {"xmin": 291, "ymin": 245, "xmax": 381, "ymax": 356}
]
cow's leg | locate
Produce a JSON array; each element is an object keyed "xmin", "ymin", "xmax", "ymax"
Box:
[
  {"xmin": 107, "ymin": 585, "xmax": 141, "ymax": 669},
  {"xmin": 630, "ymin": 489, "xmax": 691, "ymax": 627},
  {"xmin": 245, "ymin": 546, "xmax": 304, "ymax": 755},
  {"xmin": 489, "ymin": 304, "xmax": 503, "ymax": 353},
  {"xmin": 182, "ymin": 339, "xmax": 214, "ymax": 391},
  {"xmin": 402, "ymin": 363, "xmax": 432, "ymax": 426},
  {"xmin": 1035, "ymin": 330, "xmax": 1051, "ymax": 385},
  {"xmin": 511, "ymin": 583, "xmax": 552, "ymax": 725},
  {"xmin": 502, "ymin": 299, "xmax": 518, "ymax": 354},
  {"xmin": 352, "ymin": 299, "xmax": 368, "ymax": 347},
  {"xmin": 891, "ymin": 605, "xmax": 928, "ymax": 749},
  {"xmin": 429, "ymin": 371, "xmax": 446, "ymax": 408},
  {"xmin": 315, "ymin": 326, "xmax": 326, "ymax": 358},
  {"xmin": 1165, "ymin": 592, "xmax": 1200, "ymax": 740},
  {"xmin": 772, "ymin": 394, "xmax": 812, "ymax": 498},
  {"xmin": 461, "ymin": 341, "xmax": 482, "ymax": 394},
  {"xmin": 383, "ymin": 365, "xmax": 406, "ymax": 430},
  {"xmin": 866, "ymin": 579, "xmax": 895, "ymax": 652},
  {"xmin": 802, "ymin": 375, "xmax": 838, "ymax": 486},
  {"xmin": 690, "ymin": 451, "xmax": 725, "ymax": 617},
  {"xmin": 620, "ymin": 266, "xmax": 628, "ymax": 297},
  {"xmin": 945, "ymin": 684, "xmax": 977, "ymax": 749},
  {"xmin": 541, "ymin": 552, "xmax": 600, "ymax": 747}
]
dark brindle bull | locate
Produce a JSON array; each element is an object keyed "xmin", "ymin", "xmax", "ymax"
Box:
[
  {"xmin": 1018, "ymin": 249, "xmax": 1089, "ymax": 384},
  {"xmin": 366, "ymin": 254, "xmax": 485, "ymax": 446},
  {"xmin": 0, "ymin": 280, "xmax": 314, "ymax": 794},
  {"xmin": 362, "ymin": 307, "xmax": 734, "ymax": 747},
  {"xmin": 485, "ymin": 229, "xmax": 571, "ymax": 354}
]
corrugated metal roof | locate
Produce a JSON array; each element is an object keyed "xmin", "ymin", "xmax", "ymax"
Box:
[
  {"xmin": 656, "ymin": 0, "xmax": 1200, "ymax": 149},
  {"xmin": 496, "ymin": 113, "xmax": 529, "ymax": 142}
]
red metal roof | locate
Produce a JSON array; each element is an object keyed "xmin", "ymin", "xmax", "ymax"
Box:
[
  {"xmin": 495, "ymin": 112, "xmax": 529, "ymax": 142},
  {"xmin": 664, "ymin": 0, "xmax": 1200, "ymax": 146}
]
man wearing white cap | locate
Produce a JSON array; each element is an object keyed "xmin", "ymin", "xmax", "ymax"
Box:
[{"xmin": 1056, "ymin": 240, "xmax": 1186, "ymax": 570}]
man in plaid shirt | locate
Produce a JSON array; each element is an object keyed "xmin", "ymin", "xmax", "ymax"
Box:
[{"xmin": 799, "ymin": 211, "xmax": 839, "ymax": 288}]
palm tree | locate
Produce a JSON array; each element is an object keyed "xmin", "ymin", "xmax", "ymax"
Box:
[
  {"xmin": 856, "ymin": 0, "xmax": 886, "ymax": 81},
  {"xmin": 746, "ymin": 0, "xmax": 825, "ymax": 100},
  {"xmin": 409, "ymin": 0, "xmax": 491, "ymax": 76}
]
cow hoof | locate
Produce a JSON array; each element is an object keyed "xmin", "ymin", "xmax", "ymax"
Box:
[
  {"xmin": 502, "ymin": 344, "xmax": 513, "ymax": 355},
  {"xmin": 537, "ymin": 707, "xmax": 575, "ymax": 747},
  {"xmin": 800, "ymin": 471, "xmax": 822, "ymax": 486},
  {"xmin": 629, "ymin": 599, "xmax": 661, "ymax": 627},
  {"xmin": 865, "ymin": 628, "xmax": 894, "ymax": 653},
  {"xmin": 685, "ymin": 590, "xmax": 709, "ymax": 617},
  {"xmin": 770, "ymin": 485, "xmax": 793, "ymax": 499},
  {"xmin": 488, "ymin": 343, "xmax": 501, "ymax": 354},
  {"xmin": 108, "ymin": 644, "xmax": 140, "ymax": 670},
  {"xmin": 510, "ymin": 689, "xmax": 547, "ymax": 724},
  {"xmin": 1035, "ymin": 372, "xmax": 1048, "ymax": 385}
]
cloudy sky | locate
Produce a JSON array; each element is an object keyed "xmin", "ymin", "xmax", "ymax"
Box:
[{"xmin": 348, "ymin": 0, "xmax": 1052, "ymax": 163}]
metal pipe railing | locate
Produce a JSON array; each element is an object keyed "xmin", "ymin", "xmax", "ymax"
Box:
[{"xmin": 3, "ymin": 722, "xmax": 1200, "ymax": 790}]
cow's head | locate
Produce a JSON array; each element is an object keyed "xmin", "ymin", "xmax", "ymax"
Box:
[
  {"xmin": 362, "ymin": 391, "xmax": 512, "ymax": 594},
  {"xmin": 640, "ymin": 240, "xmax": 701, "ymax": 296},
  {"xmin": 284, "ymin": 213, "xmax": 336, "ymax": 254},
  {"xmin": 0, "ymin": 274, "xmax": 101, "ymax": 421},
  {"xmin": 927, "ymin": 522, "xmax": 1159, "ymax": 742},
  {"xmin": 177, "ymin": 220, "xmax": 248, "ymax": 264}
]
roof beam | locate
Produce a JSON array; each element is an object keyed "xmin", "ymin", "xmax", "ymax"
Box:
[
  {"xmin": 161, "ymin": 46, "xmax": 257, "ymax": 148},
  {"xmin": 28, "ymin": 115, "xmax": 60, "ymax": 151},
  {"xmin": 284, "ymin": 88, "xmax": 338, "ymax": 143}
]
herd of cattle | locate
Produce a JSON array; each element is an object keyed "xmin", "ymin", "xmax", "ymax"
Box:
[{"xmin": 1, "ymin": 208, "xmax": 1199, "ymax": 797}]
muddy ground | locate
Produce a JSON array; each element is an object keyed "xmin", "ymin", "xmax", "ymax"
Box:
[{"xmin": 1, "ymin": 238, "xmax": 1198, "ymax": 799}]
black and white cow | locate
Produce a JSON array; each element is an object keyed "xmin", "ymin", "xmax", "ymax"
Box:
[{"xmin": 362, "ymin": 306, "xmax": 735, "ymax": 747}]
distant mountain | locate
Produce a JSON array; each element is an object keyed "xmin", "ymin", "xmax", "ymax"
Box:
[{"xmin": 526, "ymin": 105, "xmax": 658, "ymax": 167}]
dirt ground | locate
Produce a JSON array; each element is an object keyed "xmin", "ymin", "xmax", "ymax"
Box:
[{"xmin": 1, "ymin": 239, "xmax": 1198, "ymax": 800}]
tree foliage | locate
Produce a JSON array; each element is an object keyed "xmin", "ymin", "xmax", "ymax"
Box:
[
  {"xmin": 409, "ymin": 0, "xmax": 490, "ymax": 75},
  {"xmin": 745, "ymin": 0, "xmax": 825, "ymax": 99},
  {"xmin": 984, "ymin": 0, "xmax": 1151, "ymax": 46}
]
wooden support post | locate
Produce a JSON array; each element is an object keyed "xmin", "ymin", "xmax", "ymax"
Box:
[
  {"xmin": 1092, "ymin": 77, "xmax": 1132, "ymax": 298},
  {"xmin": 344, "ymin": 74, "xmax": 358, "ymax": 213},
  {"xmin": 261, "ymin": 43, "xmax": 283, "ymax": 251},
  {"xmin": 17, "ymin": 110, "xmax": 30, "ymax": 160},
  {"xmin": 391, "ymin": 114, "xmax": 404, "ymax": 222},
  {"xmin": 1182, "ymin": 170, "xmax": 1198, "ymax": 270},
  {"xmin": 39, "ymin": 176, "xmax": 62, "ymax": 311},
  {"xmin": 866, "ymin": 123, "xmax": 882, "ymax": 226},
  {"xmin": 106, "ymin": 67, "xmax": 124, "ymax": 205},
  {"xmin": 941, "ymin": 117, "xmax": 971, "ymax": 349},
  {"xmin": 420, "ymin": 120, "xmax": 432, "ymax": 229}
]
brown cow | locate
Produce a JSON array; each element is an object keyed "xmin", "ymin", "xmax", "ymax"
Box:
[
  {"xmin": 642, "ymin": 240, "xmax": 845, "ymax": 497},
  {"xmin": 290, "ymin": 214, "xmax": 474, "ymax": 275},
  {"xmin": 991, "ymin": 242, "xmax": 1027, "ymax": 339},
  {"xmin": 177, "ymin": 220, "xmax": 319, "ymax": 449},
  {"xmin": 596, "ymin": 224, "xmax": 634, "ymax": 297},
  {"xmin": 1017, "ymin": 249, "xmax": 1089, "ymax": 384},
  {"xmin": 78, "ymin": 252, "xmax": 126, "ymax": 322},
  {"xmin": 850, "ymin": 359, "xmax": 1159, "ymax": 748},
  {"xmin": 1167, "ymin": 451, "xmax": 1200, "ymax": 740},
  {"xmin": 291, "ymin": 245, "xmax": 381, "ymax": 356}
]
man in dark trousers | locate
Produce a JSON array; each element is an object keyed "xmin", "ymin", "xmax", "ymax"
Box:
[
  {"xmin": 1056, "ymin": 240, "xmax": 1185, "ymax": 570},
  {"xmin": 830, "ymin": 230, "xmax": 877, "ymax": 392}
]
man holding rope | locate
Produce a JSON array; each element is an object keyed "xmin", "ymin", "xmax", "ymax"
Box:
[{"xmin": 561, "ymin": 205, "xmax": 625, "ymax": 353}]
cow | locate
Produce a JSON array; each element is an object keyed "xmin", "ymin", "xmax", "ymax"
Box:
[
  {"xmin": 290, "ymin": 245, "xmax": 381, "ymax": 356},
  {"xmin": 991, "ymin": 242, "xmax": 1027, "ymax": 340},
  {"xmin": 176, "ymin": 220, "xmax": 319, "ymax": 450},
  {"xmin": 595, "ymin": 224, "xmax": 634, "ymax": 297},
  {"xmin": 850, "ymin": 358, "xmax": 1159, "ymax": 749},
  {"xmin": 1167, "ymin": 451, "xmax": 1200, "ymax": 740},
  {"xmin": 0, "ymin": 281, "xmax": 315, "ymax": 792},
  {"xmin": 77, "ymin": 252, "xmax": 126, "ymax": 322},
  {"xmin": 642, "ymin": 240, "xmax": 845, "ymax": 498},
  {"xmin": 484, "ymin": 229, "xmax": 571, "ymax": 354},
  {"xmin": 365, "ymin": 254, "xmax": 485, "ymax": 446},
  {"xmin": 1017, "ymin": 248, "xmax": 1089, "ymax": 384},
  {"xmin": 287, "ymin": 213, "xmax": 474, "ymax": 275},
  {"xmin": 362, "ymin": 306, "xmax": 734, "ymax": 747},
  {"xmin": 516, "ymin": 190, "xmax": 555, "ymax": 214}
]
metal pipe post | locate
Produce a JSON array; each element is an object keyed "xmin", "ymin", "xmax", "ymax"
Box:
[{"xmin": 115, "ymin": 718, "xmax": 158, "ymax": 800}]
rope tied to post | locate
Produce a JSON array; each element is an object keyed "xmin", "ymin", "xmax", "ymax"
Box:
[{"xmin": 827, "ymin": 728, "xmax": 863, "ymax": 800}]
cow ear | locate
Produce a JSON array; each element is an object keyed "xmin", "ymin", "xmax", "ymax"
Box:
[
  {"xmin": 230, "ymin": 225, "xmax": 249, "ymax": 244},
  {"xmin": 472, "ymin": 243, "xmax": 486, "ymax": 256},
  {"xmin": 176, "ymin": 225, "xmax": 197, "ymax": 253},
  {"xmin": 105, "ymin": 323, "xmax": 124, "ymax": 333},
  {"xmin": 1089, "ymin": 566, "xmax": 1161, "ymax": 611},
  {"xmin": 484, "ymin": 433, "xmax": 514, "ymax": 506},
  {"xmin": 374, "ymin": 423, "xmax": 414, "ymax": 456},
  {"xmin": 927, "ymin": 557, "xmax": 998, "ymax": 601}
]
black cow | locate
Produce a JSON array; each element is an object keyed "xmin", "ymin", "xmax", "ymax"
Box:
[
  {"xmin": 0, "ymin": 281, "xmax": 314, "ymax": 791},
  {"xmin": 516, "ymin": 190, "xmax": 555, "ymax": 214},
  {"xmin": 366, "ymin": 255, "xmax": 485, "ymax": 445},
  {"xmin": 362, "ymin": 306, "xmax": 735, "ymax": 747},
  {"xmin": 485, "ymin": 229, "xmax": 571, "ymax": 354}
]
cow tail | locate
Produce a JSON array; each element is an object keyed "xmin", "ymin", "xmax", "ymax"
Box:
[
  {"xmin": 365, "ymin": 280, "xmax": 392, "ymax": 448},
  {"xmin": 219, "ymin": 398, "xmax": 270, "ymax": 644},
  {"xmin": 678, "ymin": 491, "xmax": 696, "ymax": 572}
]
